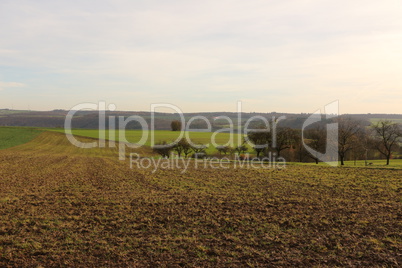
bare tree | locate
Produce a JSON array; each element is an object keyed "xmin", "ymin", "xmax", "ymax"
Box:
[
  {"xmin": 372, "ymin": 120, "xmax": 402, "ymax": 165},
  {"xmin": 252, "ymin": 146, "xmax": 266, "ymax": 158},
  {"xmin": 191, "ymin": 143, "xmax": 207, "ymax": 154},
  {"xmin": 304, "ymin": 126, "xmax": 326, "ymax": 164},
  {"xmin": 173, "ymin": 138, "xmax": 192, "ymax": 158},
  {"xmin": 273, "ymin": 127, "xmax": 299, "ymax": 157},
  {"xmin": 338, "ymin": 118, "xmax": 362, "ymax": 166},
  {"xmin": 349, "ymin": 129, "xmax": 364, "ymax": 165},
  {"xmin": 152, "ymin": 141, "xmax": 174, "ymax": 158},
  {"xmin": 181, "ymin": 140, "xmax": 193, "ymax": 158},
  {"xmin": 234, "ymin": 144, "xmax": 248, "ymax": 155},
  {"xmin": 216, "ymin": 145, "xmax": 230, "ymax": 155},
  {"xmin": 247, "ymin": 126, "xmax": 299, "ymax": 158},
  {"xmin": 246, "ymin": 128, "xmax": 270, "ymax": 157}
]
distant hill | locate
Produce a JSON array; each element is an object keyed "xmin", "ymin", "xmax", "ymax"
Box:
[{"xmin": 0, "ymin": 109, "xmax": 400, "ymax": 130}]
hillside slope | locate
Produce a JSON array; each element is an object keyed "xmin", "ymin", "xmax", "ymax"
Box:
[{"xmin": 0, "ymin": 132, "xmax": 401, "ymax": 266}]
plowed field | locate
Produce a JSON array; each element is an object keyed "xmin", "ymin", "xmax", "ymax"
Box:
[{"xmin": 0, "ymin": 132, "xmax": 401, "ymax": 266}]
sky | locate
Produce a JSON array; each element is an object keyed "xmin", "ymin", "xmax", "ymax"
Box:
[{"xmin": 0, "ymin": 0, "xmax": 401, "ymax": 114}]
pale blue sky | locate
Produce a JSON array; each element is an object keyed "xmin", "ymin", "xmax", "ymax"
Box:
[{"xmin": 0, "ymin": 0, "xmax": 401, "ymax": 113}]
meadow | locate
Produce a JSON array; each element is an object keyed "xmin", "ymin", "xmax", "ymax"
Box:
[
  {"xmin": 0, "ymin": 131, "xmax": 401, "ymax": 266},
  {"xmin": 48, "ymin": 128, "xmax": 245, "ymax": 154},
  {"xmin": 292, "ymin": 159, "xmax": 402, "ymax": 169},
  {"xmin": 0, "ymin": 127, "xmax": 43, "ymax": 150},
  {"xmin": 370, "ymin": 118, "xmax": 402, "ymax": 124}
]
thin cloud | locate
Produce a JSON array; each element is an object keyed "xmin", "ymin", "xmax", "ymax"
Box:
[{"xmin": 0, "ymin": 81, "xmax": 25, "ymax": 91}]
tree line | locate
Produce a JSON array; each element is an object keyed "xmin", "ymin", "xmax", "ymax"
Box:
[{"xmin": 155, "ymin": 118, "xmax": 402, "ymax": 165}]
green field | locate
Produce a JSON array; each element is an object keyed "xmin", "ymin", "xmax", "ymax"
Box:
[
  {"xmin": 48, "ymin": 128, "xmax": 246, "ymax": 154},
  {"xmin": 342, "ymin": 159, "xmax": 402, "ymax": 168},
  {"xmin": 0, "ymin": 110, "xmax": 30, "ymax": 115},
  {"xmin": 370, "ymin": 118, "xmax": 402, "ymax": 124},
  {"xmin": 0, "ymin": 127, "xmax": 43, "ymax": 150},
  {"xmin": 291, "ymin": 159, "xmax": 402, "ymax": 169}
]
